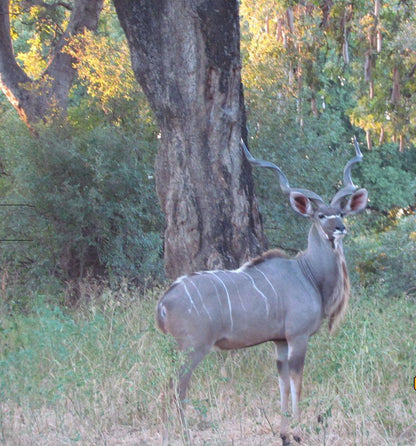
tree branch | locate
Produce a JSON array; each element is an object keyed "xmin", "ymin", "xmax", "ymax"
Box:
[
  {"xmin": 0, "ymin": 0, "xmax": 103, "ymax": 128},
  {"xmin": 407, "ymin": 63, "xmax": 416, "ymax": 79},
  {"xmin": 0, "ymin": 0, "xmax": 33, "ymax": 119},
  {"xmin": 20, "ymin": 0, "xmax": 72, "ymax": 12}
]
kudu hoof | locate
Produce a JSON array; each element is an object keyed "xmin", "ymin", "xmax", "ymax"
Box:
[{"xmin": 280, "ymin": 433, "xmax": 302, "ymax": 445}]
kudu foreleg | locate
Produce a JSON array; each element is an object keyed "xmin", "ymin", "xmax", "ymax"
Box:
[
  {"xmin": 287, "ymin": 338, "xmax": 308, "ymax": 444},
  {"xmin": 275, "ymin": 341, "xmax": 291, "ymax": 445},
  {"xmin": 275, "ymin": 339, "xmax": 308, "ymax": 445}
]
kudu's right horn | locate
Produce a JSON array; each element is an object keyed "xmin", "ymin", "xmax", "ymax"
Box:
[{"xmin": 241, "ymin": 139, "xmax": 324, "ymax": 205}]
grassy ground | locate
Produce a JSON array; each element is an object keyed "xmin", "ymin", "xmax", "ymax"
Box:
[{"xmin": 0, "ymin": 286, "xmax": 415, "ymax": 445}]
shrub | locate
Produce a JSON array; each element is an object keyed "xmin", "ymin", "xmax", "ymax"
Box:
[
  {"xmin": 348, "ymin": 216, "xmax": 416, "ymax": 297},
  {"xmin": 357, "ymin": 144, "xmax": 416, "ymax": 212},
  {"xmin": 0, "ymin": 120, "xmax": 164, "ymax": 305}
]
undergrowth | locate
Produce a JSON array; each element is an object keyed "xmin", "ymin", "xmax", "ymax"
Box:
[{"xmin": 0, "ymin": 286, "xmax": 415, "ymax": 445}]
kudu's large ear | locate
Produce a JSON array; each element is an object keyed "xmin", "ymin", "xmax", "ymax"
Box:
[
  {"xmin": 289, "ymin": 191, "xmax": 314, "ymax": 217},
  {"xmin": 341, "ymin": 188, "xmax": 368, "ymax": 215}
]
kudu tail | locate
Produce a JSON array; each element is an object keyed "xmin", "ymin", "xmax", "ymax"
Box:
[{"xmin": 156, "ymin": 300, "xmax": 169, "ymax": 334}]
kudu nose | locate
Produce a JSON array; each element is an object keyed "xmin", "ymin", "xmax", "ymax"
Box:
[{"xmin": 335, "ymin": 223, "xmax": 346, "ymax": 233}]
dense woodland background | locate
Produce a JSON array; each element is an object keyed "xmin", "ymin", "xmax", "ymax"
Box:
[
  {"xmin": 0, "ymin": 1, "xmax": 415, "ymax": 444},
  {"xmin": 0, "ymin": 0, "xmax": 415, "ymax": 300}
]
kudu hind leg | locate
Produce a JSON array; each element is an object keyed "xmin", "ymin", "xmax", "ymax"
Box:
[{"xmin": 174, "ymin": 345, "xmax": 210, "ymax": 442}]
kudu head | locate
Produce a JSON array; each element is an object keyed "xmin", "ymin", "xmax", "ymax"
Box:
[{"xmin": 242, "ymin": 138, "xmax": 368, "ymax": 246}]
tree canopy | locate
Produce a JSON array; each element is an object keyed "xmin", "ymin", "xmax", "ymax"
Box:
[
  {"xmin": 241, "ymin": 0, "xmax": 416, "ymax": 151},
  {"xmin": 0, "ymin": 0, "xmax": 104, "ymax": 129}
]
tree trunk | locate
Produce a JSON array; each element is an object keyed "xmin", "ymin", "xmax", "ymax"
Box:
[
  {"xmin": 0, "ymin": 0, "xmax": 103, "ymax": 129},
  {"xmin": 114, "ymin": 0, "xmax": 265, "ymax": 278},
  {"xmin": 366, "ymin": 129, "xmax": 373, "ymax": 151},
  {"xmin": 391, "ymin": 65, "xmax": 401, "ymax": 104}
]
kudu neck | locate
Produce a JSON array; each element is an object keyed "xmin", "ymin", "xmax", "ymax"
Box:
[
  {"xmin": 303, "ymin": 223, "xmax": 350, "ymax": 332},
  {"xmin": 303, "ymin": 224, "xmax": 344, "ymax": 297}
]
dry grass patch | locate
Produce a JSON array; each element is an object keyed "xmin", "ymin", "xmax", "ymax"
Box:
[{"xmin": 1, "ymin": 288, "xmax": 415, "ymax": 445}]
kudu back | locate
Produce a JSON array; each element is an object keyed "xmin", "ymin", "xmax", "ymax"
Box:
[{"xmin": 157, "ymin": 139, "xmax": 368, "ymax": 445}]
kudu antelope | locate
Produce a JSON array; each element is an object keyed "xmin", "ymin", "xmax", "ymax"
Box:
[{"xmin": 157, "ymin": 139, "xmax": 368, "ymax": 445}]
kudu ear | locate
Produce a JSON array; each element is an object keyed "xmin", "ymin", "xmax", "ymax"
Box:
[
  {"xmin": 341, "ymin": 188, "xmax": 368, "ymax": 215},
  {"xmin": 289, "ymin": 191, "xmax": 314, "ymax": 217}
]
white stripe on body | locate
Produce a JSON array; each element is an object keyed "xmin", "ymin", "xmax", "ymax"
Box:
[
  {"xmin": 207, "ymin": 271, "xmax": 234, "ymax": 330},
  {"xmin": 254, "ymin": 266, "xmax": 278, "ymax": 299},
  {"xmin": 228, "ymin": 272, "xmax": 248, "ymax": 313},
  {"xmin": 206, "ymin": 275, "xmax": 226, "ymax": 324},
  {"xmin": 182, "ymin": 281, "xmax": 201, "ymax": 315},
  {"xmin": 253, "ymin": 266, "xmax": 280, "ymax": 317},
  {"xmin": 238, "ymin": 271, "xmax": 270, "ymax": 316},
  {"xmin": 185, "ymin": 277, "xmax": 213, "ymax": 321}
]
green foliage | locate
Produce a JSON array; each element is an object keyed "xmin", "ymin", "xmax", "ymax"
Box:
[
  {"xmin": 245, "ymin": 98, "xmax": 355, "ymax": 251},
  {"xmin": 9, "ymin": 0, "xmax": 71, "ymax": 78},
  {"xmin": 1, "ymin": 0, "xmax": 415, "ymax": 306},
  {"xmin": 348, "ymin": 0, "xmax": 416, "ymax": 147},
  {"xmin": 0, "ymin": 118, "xmax": 164, "ymax": 304},
  {"xmin": 65, "ymin": 4, "xmax": 158, "ymax": 131},
  {"xmin": 66, "ymin": 29, "xmax": 137, "ymax": 118},
  {"xmin": 348, "ymin": 216, "xmax": 416, "ymax": 297},
  {"xmin": 357, "ymin": 145, "xmax": 416, "ymax": 211},
  {"xmin": 0, "ymin": 288, "xmax": 174, "ymax": 442},
  {"xmin": 240, "ymin": 0, "xmax": 416, "ymax": 250}
]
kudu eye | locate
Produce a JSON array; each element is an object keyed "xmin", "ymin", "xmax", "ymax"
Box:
[{"xmin": 318, "ymin": 213, "xmax": 325, "ymax": 219}]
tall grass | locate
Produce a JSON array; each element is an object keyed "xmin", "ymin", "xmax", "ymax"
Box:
[{"xmin": 0, "ymin": 286, "xmax": 415, "ymax": 445}]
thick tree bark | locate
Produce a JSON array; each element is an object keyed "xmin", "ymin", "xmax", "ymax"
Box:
[
  {"xmin": 0, "ymin": 0, "xmax": 103, "ymax": 129},
  {"xmin": 114, "ymin": 0, "xmax": 266, "ymax": 278}
]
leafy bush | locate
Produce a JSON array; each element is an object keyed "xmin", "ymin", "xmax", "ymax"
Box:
[
  {"xmin": 357, "ymin": 144, "xmax": 416, "ymax": 212},
  {"xmin": 348, "ymin": 216, "xmax": 416, "ymax": 297},
  {"xmin": 0, "ymin": 119, "xmax": 164, "ymax": 304}
]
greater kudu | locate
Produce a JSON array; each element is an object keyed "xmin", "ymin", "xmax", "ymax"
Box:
[{"xmin": 157, "ymin": 139, "xmax": 368, "ymax": 445}]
